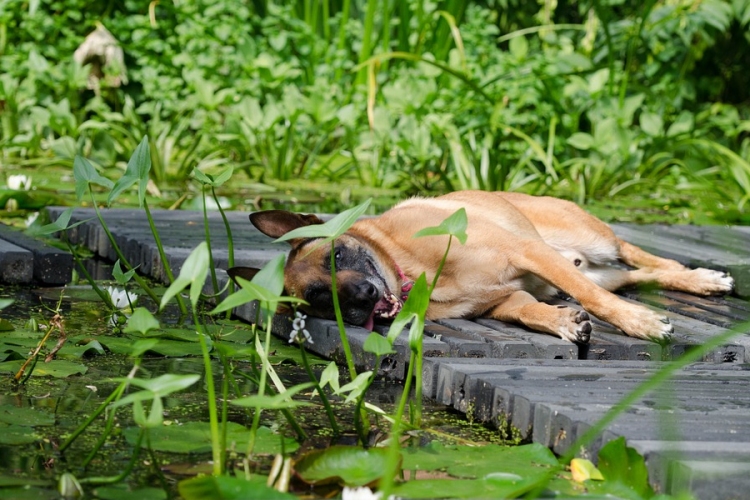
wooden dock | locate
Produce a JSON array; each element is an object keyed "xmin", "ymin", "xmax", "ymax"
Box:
[{"xmin": 3, "ymin": 207, "xmax": 750, "ymax": 498}]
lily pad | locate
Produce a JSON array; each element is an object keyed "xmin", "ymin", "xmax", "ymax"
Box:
[
  {"xmin": 391, "ymin": 475, "xmax": 539, "ymax": 499},
  {"xmin": 123, "ymin": 422, "xmax": 298, "ymax": 455},
  {"xmin": 92, "ymin": 485, "xmax": 168, "ymax": 500},
  {"xmin": 0, "ymin": 359, "xmax": 87, "ymax": 378},
  {"xmin": 294, "ymin": 445, "xmax": 394, "ymax": 486},
  {"xmin": 178, "ymin": 475, "xmax": 295, "ymax": 500},
  {"xmin": 0, "ymin": 405, "xmax": 55, "ymax": 426},
  {"xmin": 401, "ymin": 442, "xmax": 558, "ymax": 479},
  {"xmin": 0, "ymin": 424, "xmax": 39, "ymax": 445}
]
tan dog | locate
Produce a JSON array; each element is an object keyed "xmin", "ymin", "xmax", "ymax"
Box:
[{"xmin": 232, "ymin": 191, "xmax": 734, "ymax": 343}]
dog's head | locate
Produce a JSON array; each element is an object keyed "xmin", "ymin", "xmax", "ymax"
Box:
[{"xmin": 229, "ymin": 210, "xmax": 406, "ymax": 330}]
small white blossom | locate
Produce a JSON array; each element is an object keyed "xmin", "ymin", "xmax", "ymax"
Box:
[
  {"xmin": 25, "ymin": 212, "xmax": 39, "ymax": 228},
  {"xmin": 7, "ymin": 174, "xmax": 31, "ymax": 191},
  {"xmin": 342, "ymin": 487, "xmax": 382, "ymax": 500},
  {"xmin": 289, "ymin": 311, "xmax": 313, "ymax": 345},
  {"xmin": 106, "ymin": 286, "xmax": 138, "ymax": 309}
]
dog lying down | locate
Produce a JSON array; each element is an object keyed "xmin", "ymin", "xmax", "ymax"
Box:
[{"xmin": 229, "ymin": 191, "xmax": 734, "ymax": 343}]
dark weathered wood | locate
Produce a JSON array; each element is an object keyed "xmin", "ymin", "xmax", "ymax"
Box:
[
  {"xmin": 0, "ymin": 237, "xmax": 33, "ymax": 284},
  {"xmin": 0, "ymin": 222, "xmax": 72, "ymax": 284}
]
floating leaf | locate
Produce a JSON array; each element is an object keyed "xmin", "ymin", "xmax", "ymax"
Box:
[
  {"xmin": 178, "ymin": 475, "xmax": 294, "ymax": 500},
  {"xmin": 597, "ymin": 437, "xmax": 653, "ymax": 498},
  {"xmin": 294, "ymin": 445, "xmax": 393, "ymax": 486},
  {"xmin": 0, "ymin": 405, "xmax": 55, "ymax": 426},
  {"xmin": 122, "ymin": 422, "xmax": 298, "ymax": 454},
  {"xmin": 0, "ymin": 424, "xmax": 38, "ymax": 445},
  {"xmin": 392, "ymin": 475, "xmax": 537, "ymax": 499},
  {"xmin": 0, "ymin": 359, "xmax": 87, "ymax": 378}
]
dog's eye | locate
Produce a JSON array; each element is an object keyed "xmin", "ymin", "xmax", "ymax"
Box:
[{"xmin": 334, "ymin": 250, "xmax": 342, "ymax": 261}]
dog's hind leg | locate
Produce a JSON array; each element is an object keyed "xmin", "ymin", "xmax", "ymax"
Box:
[
  {"xmin": 489, "ymin": 291, "xmax": 592, "ymax": 343},
  {"xmin": 617, "ymin": 240, "xmax": 734, "ymax": 295}
]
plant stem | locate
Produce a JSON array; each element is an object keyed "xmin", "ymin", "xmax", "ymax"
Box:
[
  {"xmin": 329, "ymin": 241, "xmax": 357, "ymax": 381},
  {"xmin": 300, "ymin": 343, "xmax": 340, "ymax": 437},
  {"xmin": 144, "ymin": 200, "xmax": 187, "ymax": 315},
  {"xmin": 79, "ymin": 429, "xmax": 144, "ymax": 485},
  {"xmin": 201, "ymin": 189, "xmax": 220, "ymax": 296},
  {"xmin": 89, "ymin": 191, "xmax": 160, "ymax": 305},
  {"xmin": 211, "ymin": 185, "xmax": 235, "ymax": 319},
  {"xmin": 193, "ymin": 309, "xmax": 222, "ymax": 475}
]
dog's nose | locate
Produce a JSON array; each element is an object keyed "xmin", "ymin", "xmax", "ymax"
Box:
[{"xmin": 359, "ymin": 281, "xmax": 378, "ymax": 300}]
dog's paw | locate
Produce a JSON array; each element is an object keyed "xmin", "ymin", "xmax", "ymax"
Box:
[
  {"xmin": 617, "ymin": 305, "xmax": 674, "ymax": 342},
  {"xmin": 557, "ymin": 309, "xmax": 592, "ymax": 344},
  {"xmin": 688, "ymin": 268, "xmax": 734, "ymax": 295}
]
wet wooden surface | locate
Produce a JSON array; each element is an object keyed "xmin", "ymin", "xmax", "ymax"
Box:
[{"xmin": 8, "ymin": 207, "xmax": 750, "ymax": 498}]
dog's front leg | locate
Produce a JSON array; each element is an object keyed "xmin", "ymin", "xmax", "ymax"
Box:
[
  {"xmin": 510, "ymin": 241, "xmax": 674, "ymax": 341},
  {"xmin": 490, "ymin": 291, "xmax": 592, "ymax": 343}
]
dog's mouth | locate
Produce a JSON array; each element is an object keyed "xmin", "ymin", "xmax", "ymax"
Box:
[{"xmin": 361, "ymin": 258, "xmax": 404, "ymax": 331}]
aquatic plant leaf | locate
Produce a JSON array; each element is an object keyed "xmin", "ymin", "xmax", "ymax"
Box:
[
  {"xmin": 363, "ymin": 332, "xmax": 394, "ymax": 356},
  {"xmin": 25, "ymin": 207, "xmax": 92, "ymax": 236},
  {"xmin": 113, "ymin": 259, "xmax": 137, "ymax": 285},
  {"xmin": 92, "ymin": 485, "xmax": 167, "ymax": 500},
  {"xmin": 160, "ymin": 242, "xmax": 209, "ymax": 310},
  {"xmin": 597, "ymin": 436, "xmax": 653, "ymax": 498},
  {"xmin": 0, "ymin": 298, "xmax": 14, "ymax": 310},
  {"xmin": 0, "ymin": 359, "xmax": 87, "ymax": 378},
  {"xmin": 124, "ymin": 307, "xmax": 160, "ymax": 335},
  {"xmin": 122, "ymin": 422, "xmax": 298, "ymax": 454},
  {"xmin": 108, "ymin": 135, "xmax": 151, "ymax": 206},
  {"xmin": 319, "ymin": 362, "xmax": 340, "ymax": 391},
  {"xmin": 58, "ymin": 339, "xmax": 105, "ymax": 358},
  {"xmin": 0, "ymin": 424, "xmax": 38, "ymax": 445},
  {"xmin": 192, "ymin": 166, "xmax": 234, "ymax": 187},
  {"xmin": 231, "ymin": 382, "xmax": 314, "ymax": 410},
  {"xmin": 116, "ymin": 373, "xmax": 201, "ymax": 396},
  {"xmin": 391, "ymin": 475, "xmax": 538, "ymax": 499},
  {"xmin": 73, "ymin": 155, "xmax": 113, "ymax": 200},
  {"xmin": 335, "ymin": 371, "xmax": 373, "ymax": 403},
  {"xmin": 274, "ymin": 198, "xmax": 371, "ymax": 242},
  {"xmin": 570, "ymin": 458, "xmax": 604, "ymax": 482},
  {"xmin": 385, "ymin": 273, "xmax": 429, "ymax": 348},
  {"xmin": 178, "ymin": 475, "xmax": 294, "ymax": 500},
  {"xmin": 0, "ymin": 405, "xmax": 55, "ymax": 426},
  {"xmin": 401, "ymin": 442, "xmax": 558, "ymax": 479},
  {"xmin": 412, "ymin": 207, "xmax": 468, "ymax": 244},
  {"xmin": 0, "ymin": 318, "xmax": 13, "ymax": 332},
  {"xmin": 294, "ymin": 445, "xmax": 393, "ymax": 486}
]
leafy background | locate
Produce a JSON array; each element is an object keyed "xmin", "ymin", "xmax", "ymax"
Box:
[{"xmin": 2, "ymin": 0, "xmax": 750, "ymax": 222}]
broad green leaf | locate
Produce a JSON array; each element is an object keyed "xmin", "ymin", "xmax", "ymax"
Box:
[
  {"xmin": 0, "ymin": 424, "xmax": 38, "ymax": 445},
  {"xmin": 319, "ymin": 362, "xmax": 340, "ymax": 391},
  {"xmin": 0, "ymin": 405, "xmax": 55, "ymax": 426},
  {"xmin": 386, "ymin": 273, "xmax": 430, "ymax": 347},
  {"xmin": 274, "ymin": 198, "xmax": 371, "ymax": 242},
  {"xmin": 392, "ymin": 475, "xmax": 538, "ymax": 499},
  {"xmin": 597, "ymin": 437, "xmax": 653, "ymax": 498},
  {"xmin": 567, "ymin": 132, "xmax": 595, "ymax": 150},
  {"xmin": 0, "ymin": 359, "xmax": 87, "ymax": 378},
  {"xmin": 0, "ymin": 299, "xmax": 13, "ymax": 310},
  {"xmin": 211, "ymin": 277, "xmax": 304, "ymax": 316},
  {"xmin": 231, "ymin": 382, "xmax": 314, "ymax": 410},
  {"xmin": 114, "ymin": 373, "xmax": 200, "ymax": 396},
  {"xmin": 73, "ymin": 155, "xmax": 113, "ymax": 200},
  {"xmin": 90, "ymin": 486, "xmax": 167, "ymax": 500},
  {"xmin": 108, "ymin": 135, "xmax": 151, "ymax": 206},
  {"xmin": 413, "ymin": 208, "xmax": 468, "ymax": 244},
  {"xmin": 363, "ymin": 332, "xmax": 395, "ymax": 356},
  {"xmin": 192, "ymin": 166, "xmax": 234, "ymax": 187},
  {"xmin": 124, "ymin": 307, "xmax": 160, "ymax": 335},
  {"xmin": 401, "ymin": 442, "xmax": 558, "ymax": 479},
  {"xmin": 113, "ymin": 259, "xmax": 137, "ymax": 284},
  {"xmin": 666, "ymin": 111, "xmax": 694, "ymax": 137},
  {"xmin": 640, "ymin": 112, "xmax": 663, "ymax": 137},
  {"xmin": 160, "ymin": 242, "xmax": 210, "ymax": 310},
  {"xmin": 26, "ymin": 208, "xmax": 91, "ymax": 237},
  {"xmin": 294, "ymin": 445, "xmax": 393, "ymax": 486},
  {"xmin": 179, "ymin": 475, "xmax": 294, "ymax": 500},
  {"xmin": 129, "ymin": 339, "xmax": 160, "ymax": 357},
  {"xmin": 509, "ymin": 35, "xmax": 528, "ymax": 60},
  {"xmin": 123, "ymin": 422, "xmax": 298, "ymax": 454},
  {"xmin": 335, "ymin": 371, "xmax": 373, "ymax": 403}
]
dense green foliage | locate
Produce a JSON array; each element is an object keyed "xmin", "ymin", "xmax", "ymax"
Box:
[{"xmin": 2, "ymin": 0, "xmax": 750, "ymax": 220}]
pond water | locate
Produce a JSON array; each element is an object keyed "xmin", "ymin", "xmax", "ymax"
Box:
[{"xmin": 0, "ymin": 263, "xmax": 520, "ymax": 499}]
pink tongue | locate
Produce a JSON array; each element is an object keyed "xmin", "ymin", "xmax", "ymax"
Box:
[{"xmin": 364, "ymin": 312, "xmax": 375, "ymax": 332}]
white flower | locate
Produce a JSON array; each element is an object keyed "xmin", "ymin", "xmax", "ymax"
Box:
[
  {"xmin": 289, "ymin": 311, "xmax": 313, "ymax": 345},
  {"xmin": 105, "ymin": 286, "xmax": 138, "ymax": 309},
  {"xmin": 342, "ymin": 487, "xmax": 382, "ymax": 500},
  {"xmin": 25, "ymin": 212, "xmax": 39, "ymax": 228},
  {"xmin": 7, "ymin": 174, "xmax": 31, "ymax": 191}
]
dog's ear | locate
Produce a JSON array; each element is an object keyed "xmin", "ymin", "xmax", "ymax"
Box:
[
  {"xmin": 227, "ymin": 267, "xmax": 260, "ymax": 285},
  {"xmin": 249, "ymin": 210, "xmax": 324, "ymax": 241}
]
